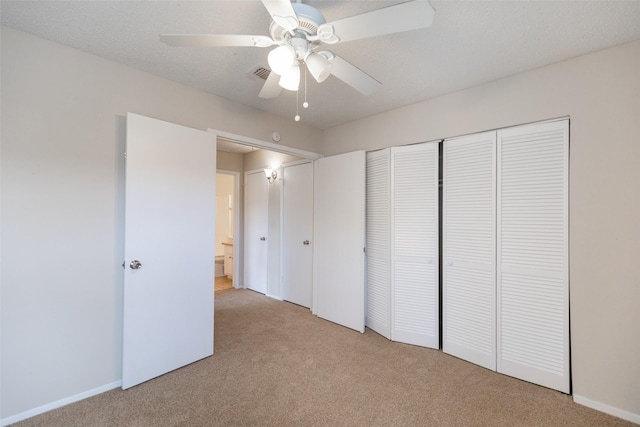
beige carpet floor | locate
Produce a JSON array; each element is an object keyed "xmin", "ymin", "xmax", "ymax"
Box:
[{"xmin": 13, "ymin": 289, "xmax": 633, "ymax": 426}]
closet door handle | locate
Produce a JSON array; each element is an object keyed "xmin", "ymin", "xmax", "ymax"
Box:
[
  {"xmin": 260, "ymin": 236, "xmax": 266, "ymax": 241},
  {"xmin": 303, "ymin": 240, "xmax": 310, "ymax": 245}
]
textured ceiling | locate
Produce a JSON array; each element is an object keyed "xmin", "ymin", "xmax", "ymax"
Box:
[{"xmin": 2, "ymin": 1, "xmax": 640, "ymax": 129}]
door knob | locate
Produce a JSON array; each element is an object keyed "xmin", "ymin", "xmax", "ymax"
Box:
[
  {"xmin": 303, "ymin": 240, "xmax": 310, "ymax": 245},
  {"xmin": 129, "ymin": 260, "xmax": 142, "ymax": 270},
  {"xmin": 260, "ymin": 236, "xmax": 266, "ymax": 241}
]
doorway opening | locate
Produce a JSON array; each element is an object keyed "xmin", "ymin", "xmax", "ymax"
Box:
[
  {"xmin": 210, "ymin": 129, "xmax": 323, "ymax": 296},
  {"xmin": 215, "ymin": 171, "xmax": 236, "ymax": 293}
]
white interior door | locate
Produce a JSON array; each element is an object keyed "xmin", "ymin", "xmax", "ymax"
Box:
[
  {"xmin": 122, "ymin": 113, "xmax": 216, "ymax": 389},
  {"xmin": 497, "ymin": 119, "xmax": 569, "ymax": 393},
  {"xmin": 314, "ymin": 151, "xmax": 366, "ymax": 333},
  {"xmin": 366, "ymin": 149, "xmax": 391, "ymax": 339},
  {"xmin": 443, "ymin": 131, "xmax": 497, "ymax": 371},
  {"xmin": 391, "ymin": 143, "xmax": 440, "ymax": 348},
  {"xmin": 244, "ymin": 171, "xmax": 268, "ymax": 293},
  {"xmin": 282, "ymin": 162, "xmax": 314, "ymax": 308}
]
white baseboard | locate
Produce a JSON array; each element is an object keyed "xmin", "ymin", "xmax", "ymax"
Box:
[
  {"xmin": 573, "ymin": 394, "xmax": 640, "ymax": 425},
  {"xmin": 1, "ymin": 380, "xmax": 121, "ymax": 427},
  {"xmin": 267, "ymin": 294, "xmax": 283, "ymax": 301}
]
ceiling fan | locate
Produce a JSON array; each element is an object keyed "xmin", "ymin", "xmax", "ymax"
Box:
[{"xmin": 160, "ymin": 0, "xmax": 435, "ymax": 99}]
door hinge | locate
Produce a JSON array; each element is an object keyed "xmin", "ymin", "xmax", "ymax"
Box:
[
  {"xmin": 363, "ymin": 247, "xmax": 366, "ymax": 253},
  {"xmin": 123, "ymin": 152, "xmax": 127, "ymax": 159}
]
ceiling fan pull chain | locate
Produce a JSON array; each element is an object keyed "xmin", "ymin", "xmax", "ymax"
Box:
[
  {"xmin": 303, "ymin": 62, "xmax": 309, "ymax": 109},
  {"xmin": 295, "ymin": 86, "xmax": 301, "ymax": 122}
]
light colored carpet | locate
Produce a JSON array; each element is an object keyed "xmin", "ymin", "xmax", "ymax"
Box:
[{"xmin": 13, "ymin": 289, "xmax": 632, "ymax": 426}]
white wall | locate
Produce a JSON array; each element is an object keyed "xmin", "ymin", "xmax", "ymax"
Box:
[
  {"xmin": 217, "ymin": 150, "xmax": 244, "ymax": 172},
  {"xmin": 323, "ymin": 39, "xmax": 640, "ymax": 421},
  {"xmin": 0, "ymin": 26, "xmax": 322, "ymax": 422}
]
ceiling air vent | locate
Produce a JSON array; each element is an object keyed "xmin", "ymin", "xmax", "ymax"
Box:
[{"xmin": 247, "ymin": 65, "xmax": 271, "ymax": 81}]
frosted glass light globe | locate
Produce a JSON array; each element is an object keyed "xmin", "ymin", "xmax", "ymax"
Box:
[
  {"xmin": 279, "ymin": 63, "xmax": 300, "ymax": 91},
  {"xmin": 305, "ymin": 52, "xmax": 332, "ymax": 83},
  {"xmin": 268, "ymin": 45, "xmax": 296, "ymax": 76}
]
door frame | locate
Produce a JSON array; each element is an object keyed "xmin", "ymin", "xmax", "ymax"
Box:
[{"xmin": 210, "ymin": 129, "xmax": 323, "ymax": 160}]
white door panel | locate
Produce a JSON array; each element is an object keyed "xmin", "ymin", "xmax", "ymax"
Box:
[
  {"xmin": 443, "ymin": 132, "xmax": 497, "ymax": 370},
  {"xmin": 391, "ymin": 143, "xmax": 439, "ymax": 348},
  {"xmin": 244, "ymin": 171, "xmax": 268, "ymax": 294},
  {"xmin": 122, "ymin": 113, "xmax": 216, "ymax": 389},
  {"xmin": 315, "ymin": 151, "xmax": 366, "ymax": 333},
  {"xmin": 365, "ymin": 150, "xmax": 391, "ymax": 339},
  {"xmin": 497, "ymin": 119, "xmax": 569, "ymax": 393},
  {"xmin": 282, "ymin": 162, "xmax": 314, "ymax": 308}
]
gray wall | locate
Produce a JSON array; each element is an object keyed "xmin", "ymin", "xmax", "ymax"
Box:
[
  {"xmin": 323, "ymin": 39, "xmax": 640, "ymax": 420},
  {"xmin": 0, "ymin": 26, "xmax": 322, "ymax": 420}
]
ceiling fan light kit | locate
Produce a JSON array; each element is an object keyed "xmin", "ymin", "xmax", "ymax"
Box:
[
  {"xmin": 268, "ymin": 44, "xmax": 296, "ymax": 75},
  {"xmin": 160, "ymin": 0, "xmax": 435, "ymax": 120},
  {"xmin": 279, "ymin": 63, "xmax": 301, "ymax": 91},
  {"xmin": 305, "ymin": 51, "xmax": 332, "ymax": 83}
]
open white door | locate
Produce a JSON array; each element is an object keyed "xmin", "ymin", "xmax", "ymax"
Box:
[
  {"xmin": 122, "ymin": 113, "xmax": 216, "ymax": 389},
  {"xmin": 314, "ymin": 151, "xmax": 366, "ymax": 333}
]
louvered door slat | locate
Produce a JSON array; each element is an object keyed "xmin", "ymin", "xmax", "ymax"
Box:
[
  {"xmin": 391, "ymin": 143, "xmax": 439, "ymax": 348},
  {"xmin": 497, "ymin": 119, "xmax": 569, "ymax": 393},
  {"xmin": 443, "ymin": 132, "xmax": 496, "ymax": 370},
  {"xmin": 366, "ymin": 149, "xmax": 391, "ymax": 339}
]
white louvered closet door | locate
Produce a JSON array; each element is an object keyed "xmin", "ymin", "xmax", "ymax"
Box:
[
  {"xmin": 443, "ymin": 132, "xmax": 497, "ymax": 370},
  {"xmin": 366, "ymin": 149, "xmax": 391, "ymax": 339},
  {"xmin": 497, "ymin": 120, "xmax": 569, "ymax": 393},
  {"xmin": 391, "ymin": 143, "xmax": 439, "ymax": 348}
]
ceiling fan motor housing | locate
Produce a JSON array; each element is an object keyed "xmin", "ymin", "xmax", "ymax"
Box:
[{"xmin": 270, "ymin": 3, "xmax": 326, "ymax": 43}]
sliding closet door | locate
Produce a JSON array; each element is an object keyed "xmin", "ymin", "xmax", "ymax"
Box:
[
  {"xmin": 366, "ymin": 149, "xmax": 391, "ymax": 339},
  {"xmin": 443, "ymin": 132, "xmax": 496, "ymax": 370},
  {"xmin": 391, "ymin": 143, "xmax": 439, "ymax": 348},
  {"xmin": 497, "ymin": 120, "xmax": 569, "ymax": 393}
]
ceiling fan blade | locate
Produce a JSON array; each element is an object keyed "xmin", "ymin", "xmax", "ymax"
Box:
[
  {"xmin": 322, "ymin": 0, "xmax": 435, "ymax": 43},
  {"xmin": 258, "ymin": 70, "xmax": 283, "ymax": 99},
  {"xmin": 261, "ymin": 0, "xmax": 299, "ymax": 31},
  {"xmin": 160, "ymin": 34, "xmax": 275, "ymax": 47},
  {"xmin": 327, "ymin": 55, "xmax": 381, "ymax": 96}
]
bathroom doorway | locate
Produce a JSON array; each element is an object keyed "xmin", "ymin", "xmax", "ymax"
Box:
[{"xmin": 215, "ymin": 171, "xmax": 237, "ymax": 292}]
